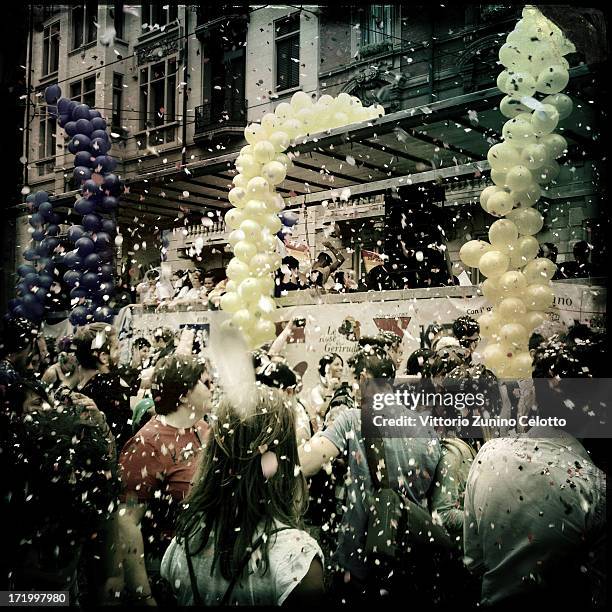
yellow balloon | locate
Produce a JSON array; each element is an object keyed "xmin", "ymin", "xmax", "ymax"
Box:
[
  {"xmin": 243, "ymin": 199, "xmax": 268, "ymax": 217},
  {"xmin": 479, "ymin": 251, "xmax": 510, "ymax": 278},
  {"xmin": 226, "ymin": 258, "xmax": 251, "ymax": 282},
  {"xmin": 252, "ymin": 140, "xmax": 276, "ymax": 163},
  {"xmin": 246, "ymin": 177, "xmax": 271, "ymax": 199},
  {"xmin": 487, "ymin": 142, "xmax": 521, "ymax": 172},
  {"xmin": 487, "ymin": 191, "xmax": 514, "ymax": 216},
  {"xmin": 274, "ymin": 102, "xmax": 293, "ymax": 120},
  {"xmin": 260, "ymin": 213, "xmax": 282, "ymax": 234},
  {"xmin": 540, "ymin": 133, "xmax": 567, "ymax": 159},
  {"xmin": 500, "ymin": 95, "xmax": 530, "ymax": 118},
  {"xmin": 478, "ymin": 311, "xmax": 502, "ymax": 338},
  {"xmin": 252, "ymin": 319, "xmax": 277, "ymax": 344},
  {"xmin": 261, "ymin": 112, "xmax": 280, "ymax": 132},
  {"xmin": 505, "ymin": 165, "xmax": 534, "ymax": 191},
  {"xmin": 227, "ymin": 229, "xmax": 246, "ymax": 248},
  {"xmin": 507, "ymin": 208, "xmax": 543, "ymax": 235},
  {"xmin": 244, "ymin": 123, "xmax": 269, "ymax": 145},
  {"xmin": 510, "ymin": 183, "xmax": 541, "ymax": 208},
  {"xmin": 254, "ymin": 295, "xmax": 277, "ymax": 316},
  {"xmin": 500, "ymin": 322, "xmax": 529, "ymax": 349},
  {"xmin": 523, "ymin": 258, "xmax": 557, "ymax": 284},
  {"xmin": 480, "ymin": 186, "xmax": 504, "ymax": 211},
  {"xmin": 238, "ymin": 277, "xmax": 262, "ymax": 302},
  {"xmin": 232, "ymin": 308, "xmax": 255, "ymax": 329},
  {"xmin": 499, "ymin": 297, "xmax": 527, "ymax": 321},
  {"xmin": 542, "ymin": 93, "xmax": 573, "ymax": 120},
  {"xmin": 224, "ymin": 208, "xmax": 245, "ymax": 230},
  {"xmin": 523, "ymin": 283, "xmax": 554, "ymax": 311},
  {"xmin": 534, "ymin": 161, "xmax": 560, "ymax": 185},
  {"xmin": 499, "ymin": 270, "xmax": 528, "ymax": 295},
  {"xmin": 510, "ymin": 235, "xmax": 539, "ymax": 267},
  {"xmin": 235, "ymin": 154, "xmax": 261, "ymax": 178},
  {"xmin": 268, "ymin": 131, "xmax": 290, "ymax": 152},
  {"xmin": 483, "ymin": 343, "xmax": 507, "ymax": 371},
  {"xmin": 225, "ymin": 280, "xmax": 237, "ymax": 293},
  {"xmin": 220, "ymin": 291, "xmax": 242, "ymax": 314},
  {"xmin": 490, "ymin": 170, "xmax": 508, "ymax": 188},
  {"xmin": 531, "ymin": 104, "xmax": 559, "ymax": 135},
  {"xmin": 489, "ymin": 219, "xmax": 519, "ymax": 248},
  {"xmin": 232, "ymin": 173, "xmax": 248, "ymax": 189},
  {"xmin": 459, "ymin": 240, "xmax": 492, "ymax": 268},
  {"xmin": 239, "ymin": 219, "xmax": 262, "ymax": 241},
  {"xmin": 523, "ymin": 310, "xmax": 546, "ymax": 332},
  {"xmin": 228, "ymin": 187, "xmax": 247, "ymax": 208},
  {"xmin": 262, "ymin": 161, "xmax": 287, "ymax": 185},
  {"xmin": 249, "ymin": 253, "xmax": 274, "ymax": 277},
  {"xmin": 233, "ymin": 240, "xmax": 258, "ymax": 263},
  {"xmin": 258, "ymin": 275, "xmax": 275, "ymax": 295},
  {"xmin": 291, "ymin": 91, "xmax": 313, "ymax": 110},
  {"xmin": 535, "ymin": 65, "xmax": 569, "ymax": 94},
  {"xmin": 519, "ymin": 143, "xmax": 549, "ymax": 170},
  {"xmin": 481, "ymin": 277, "xmax": 504, "ymax": 304},
  {"xmin": 506, "ymin": 351, "xmax": 532, "ymax": 379}
]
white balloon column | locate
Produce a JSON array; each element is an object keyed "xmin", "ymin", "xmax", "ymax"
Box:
[
  {"xmin": 460, "ymin": 6, "xmax": 575, "ymax": 378},
  {"xmin": 221, "ymin": 91, "xmax": 385, "ymax": 349}
]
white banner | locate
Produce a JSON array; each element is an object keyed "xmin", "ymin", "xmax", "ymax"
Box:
[{"xmin": 124, "ymin": 283, "xmax": 606, "ymax": 389}]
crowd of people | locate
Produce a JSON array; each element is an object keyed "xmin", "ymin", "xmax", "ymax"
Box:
[{"xmin": 0, "ymin": 312, "xmax": 607, "ymax": 607}]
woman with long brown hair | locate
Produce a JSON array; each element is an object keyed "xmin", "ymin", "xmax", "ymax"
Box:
[{"xmin": 161, "ymin": 386, "xmax": 324, "ymax": 606}]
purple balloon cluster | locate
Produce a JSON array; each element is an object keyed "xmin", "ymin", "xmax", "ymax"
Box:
[
  {"xmin": 44, "ymin": 85, "xmax": 121, "ymax": 326},
  {"xmin": 8, "ymin": 190, "xmax": 61, "ymax": 322}
]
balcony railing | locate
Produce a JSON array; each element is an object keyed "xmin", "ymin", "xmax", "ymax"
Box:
[{"xmin": 194, "ymin": 98, "xmax": 247, "ymax": 135}]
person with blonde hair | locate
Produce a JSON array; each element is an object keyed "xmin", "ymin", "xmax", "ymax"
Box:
[{"xmin": 161, "ymin": 386, "xmax": 324, "ymax": 606}]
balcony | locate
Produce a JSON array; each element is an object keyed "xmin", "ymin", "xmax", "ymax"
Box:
[{"xmin": 194, "ymin": 99, "xmax": 247, "ymax": 139}]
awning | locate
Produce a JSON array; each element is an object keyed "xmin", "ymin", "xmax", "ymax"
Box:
[{"xmin": 55, "ymin": 64, "xmax": 602, "ymax": 228}]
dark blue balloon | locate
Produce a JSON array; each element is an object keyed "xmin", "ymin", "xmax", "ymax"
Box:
[
  {"xmin": 64, "ymin": 251, "xmax": 83, "ymax": 270},
  {"xmin": 93, "ymin": 306, "xmax": 114, "ymax": 323},
  {"xmin": 103, "ymin": 174, "xmax": 121, "ymax": 196},
  {"xmin": 100, "ymin": 263, "xmax": 114, "ymax": 280},
  {"xmin": 58, "ymin": 114, "xmax": 71, "ymax": 128},
  {"xmin": 17, "ymin": 264, "xmax": 36, "ymax": 277},
  {"xmin": 36, "ymin": 242, "xmax": 50, "ymax": 257},
  {"xmin": 101, "ymin": 196, "xmax": 118, "ymax": 212},
  {"xmin": 93, "ymin": 155, "xmax": 112, "ymax": 173},
  {"xmin": 67, "ymin": 100, "xmax": 78, "ymax": 116},
  {"xmin": 32, "ymin": 229, "xmax": 45, "ymax": 241},
  {"xmin": 91, "ymin": 117, "xmax": 107, "ymax": 131},
  {"xmin": 64, "ymin": 121, "xmax": 78, "ymax": 137},
  {"xmin": 23, "ymin": 299, "xmax": 44, "ymax": 319},
  {"xmin": 82, "ymin": 180, "xmax": 102, "ymax": 200},
  {"xmin": 83, "ymin": 253, "xmax": 100, "ymax": 269},
  {"xmin": 73, "ymin": 166, "xmax": 92, "ymax": 183},
  {"xmin": 8, "ymin": 298, "xmax": 20, "ymax": 312},
  {"xmin": 48, "ymin": 213, "xmax": 61, "ymax": 226},
  {"xmin": 38, "ymin": 201, "xmax": 53, "ymax": 220},
  {"xmin": 70, "ymin": 134, "xmax": 91, "ymax": 153},
  {"xmin": 94, "ymin": 232, "xmax": 111, "ymax": 249},
  {"xmin": 67, "ymin": 225, "xmax": 85, "ymax": 242},
  {"xmin": 25, "ymin": 193, "xmax": 36, "ymax": 203},
  {"xmin": 57, "ymin": 97, "xmax": 71, "ymax": 114},
  {"xmin": 23, "ymin": 248, "xmax": 38, "ymax": 261},
  {"xmin": 101, "ymin": 219, "xmax": 116, "ymax": 235},
  {"xmin": 38, "ymin": 273, "xmax": 54, "ymax": 288},
  {"xmin": 82, "ymin": 214, "xmax": 102, "ymax": 232},
  {"xmin": 74, "ymin": 151, "xmax": 94, "ymax": 168},
  {"xmin": 28, "ymin": 213, "xmax": 42, "ymax": 227},
  {"xmin": 23, "ymin": 273, "xmax": 39, "ymax": 288},
  {"xmin": 74, "ymin": 198, "xmax": 95, "ymax": 215},
  {"xmin": 46, "ymin": 224, "xmax": 60, "ymax": 237},
  {"xmin": 69, "ymin": 305, "xmax": 89, "ymax": 325},
  {"xmin": 72, "ymin": 104, "xmax": 91, "ymax": 121},
  {"xmin": 80, "ymin": 272, "xmax": 99, "ymax": 289},
  {"xmin": 45, "ymin": 84, "xmax": 62, "ymax": 104},
  {"xmin": 47, "ymin": 105, "xmax": 58, "ymax": 119},
  {"xmin": 76, "ymin": 236, "xmax": 95, "ymax": 256},
  {"xmin": 91, "ymin": 137, "xmax": 110, "ymax": 155},
  {"xmin": 42, "ymin": 237, "xmax": 59, "ymax": 253},
  {"xmin": 32, "ymin": 287, "xmax": 47, "ymax": 302},
  {"xmin": 63, "ymin": 270, "xmax": 81, "ymax": 288},
  {"xmin": 75, "ymin": 118, "xmax": 93, "ymax": 136},
  {"xmin": 91, "ymin": 129, "xmax": 109, "ymax": 142},
  {"xmin": 34, "ymin": 191, "xmax": 49, "ymax": 205},
  {"xmin": 97, "ymin": 247, "xmax": 114, "ymax": 262},
  {"xmin": 89, "ymin": 109, "xmax": 102, "ymax": 119}
]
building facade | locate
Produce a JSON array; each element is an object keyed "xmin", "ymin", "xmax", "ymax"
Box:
[{"xmin": 15, "ymin": 4, "xmax": 607, "ymax": 306}]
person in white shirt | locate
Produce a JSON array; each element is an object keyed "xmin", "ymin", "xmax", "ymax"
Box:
[
  {"xmin": 463, "ymin": 327, "xmax": 607, "ymax": 608},
  {"xmin": 161, "ymin": 387, "xmax": 324, "ymax": 606},
  {"xmin": 172, "ymin": 269, "xmax": 208, "ymax": 307}
]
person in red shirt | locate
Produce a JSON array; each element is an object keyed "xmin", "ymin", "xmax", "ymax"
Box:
[{"xmin": 117, "ymin": 354, "xmax": 213, "ymax": 604}]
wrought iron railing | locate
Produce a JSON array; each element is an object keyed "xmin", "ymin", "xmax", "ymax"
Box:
[{"xmin": 194, "ymin": 98, "xmax": 247, "ymax": 134}]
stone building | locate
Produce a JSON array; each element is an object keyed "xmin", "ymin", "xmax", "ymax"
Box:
[{"xmin": 13, "ymin": 4, "xmax": 607, "ymax": 311}]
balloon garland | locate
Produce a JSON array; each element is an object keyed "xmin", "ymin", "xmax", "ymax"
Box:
[
  {"xmin": 8, "ymin": 190, "xmax": 61, "ymax": 322},
  {"xmin": 221, "ymin": 91, "xmax": 385, "ymax": 348},
  {"xmin": 459, "ymin": 6, "xmax": 575, "ymax": 378},
  {"xmin": 44, "ymin": 85, "xmax": 121, "ymax": 327}
]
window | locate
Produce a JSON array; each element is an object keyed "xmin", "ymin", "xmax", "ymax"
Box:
[
  {"xmin": 141, "ymin": 2, "xmax": 178, "ymax": 29},
  {"xmin": 112, "ymin": 1, "xmax": 124, "ymax": 39},
  {"xmin": 360, "ymin": 5, "xmax": 395, "ymax": 46},
  {"xmin": 275, "ymin": 13, "xmax": 300, "ymax": 91},
  {"xmin": 42, "ymin": 22, "xmax": 60, "ymax": 76},
  {"xmin": 70, "ymin": 75, "xmax": 96, "ymax": 108},
  {"xmin": 112, "ymin": 73, "xmax": 124, "ymax": 129},
  {"xmin": 139, "ymin": 57, "xmax": 177, "ymax": 130},
  {"xmin": 37, "ymin": 101, "xmax": 55, "ymax": 174},
  {"xmin": 72, "ymin": 2, "xmax": 97, "ymax": 49}
]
